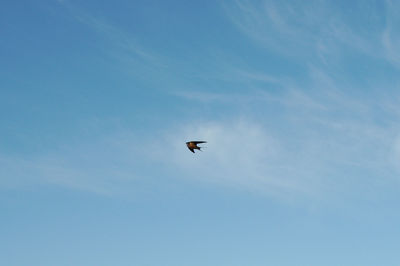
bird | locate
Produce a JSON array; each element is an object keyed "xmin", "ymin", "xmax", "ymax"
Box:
[{"xmin": 186, "ymin": 141, "xmax": 207, "ymax": 153}]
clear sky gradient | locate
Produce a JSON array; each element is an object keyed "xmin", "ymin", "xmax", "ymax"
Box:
[{"xmin": 2, "ymin": 1, "xmax": 400, "ymax": 265}]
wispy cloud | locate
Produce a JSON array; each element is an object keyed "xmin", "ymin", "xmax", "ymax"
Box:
[
  {"xmin": 156, "ymin": 112, "xmax": 399, "ymax": 203},
  {"xmin": 224, "ymin": 0, "xmax": 390, "ymax": 66},
  {"xmin": 2, "ymin": 80, "xmax": 400, "ymax": 202},
  {"xmin": 159, "ymin": 119, "xmax": 313, "ymax": 199},
  {"xmin": 382, "ymin": 0, "xmax": 400, "ymax": 66},
  {"xmin": 224, "ymin": 0, "xmax": 329, "ymax": 56},
  {"xmin": 56, "ymin": 1, "xmax": 166, "ymax": 73},
  {"xmin": 0, "ymin": 126, "xmax": 158, "ymax": 197},
  {"xmin": 170, "ymin": 61, "xmax": 400, "ymax": 201}
]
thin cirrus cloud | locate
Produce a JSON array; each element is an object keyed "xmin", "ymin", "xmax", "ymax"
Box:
[
  {"xmin": 160, "ymin": 118, "xmax": 324, "ymax": 200},
  {"xmin": 159, "ymin": 115, "xmax": 397, "ymax": 203},
  {"xmin": 3, "ymin": 1, "xmax": 400, "ymax": 203},
  {"xmin": 0, "ymin": 130, "xmax": 146, "ymax": 196},
  {"xmin": 1, "ymin": 85, "xmax": 400, "ymax": 201},
  {"xmin": 56, "ymin": 0, "xmax": 167, "ymax": 75},
  {"xmin": 170, "ymin": 64, "xmax": 400, "ymax": 200},
  {"xmin": 223, "ymin": 0, "xmax": 392, "ymax": 66},
  {"xmin": 1, "ymin": 97, "xmax": 398, "ymax": 201},
  {"xmin": 382, "ymin": 0, "xmax": 400, "ymax": 66}
]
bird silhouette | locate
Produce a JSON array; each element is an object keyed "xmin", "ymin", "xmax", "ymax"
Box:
[{"xmin": 186, "ymin": 141, "xmax": 207, "ymax": 153}]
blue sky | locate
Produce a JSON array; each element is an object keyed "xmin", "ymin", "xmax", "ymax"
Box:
[{"xmin": 2, "ymin": 0, "xmax": 400, "ymax": 265}]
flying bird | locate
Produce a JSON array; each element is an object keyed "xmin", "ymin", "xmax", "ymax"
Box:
[{"xmin": 186, "ymin": 141, "xmax": 207, "ymax": 153}]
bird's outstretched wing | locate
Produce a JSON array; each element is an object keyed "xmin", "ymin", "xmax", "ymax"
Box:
[
  {"xmin": 189, "ymin": 148, "xmax": 195, "ymax": 153},
  {"xmin": 191, "ymin": 141, "xmax": 207, "ymax": 144}
]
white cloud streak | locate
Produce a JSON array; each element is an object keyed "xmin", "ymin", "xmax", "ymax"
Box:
[
  {"xmin": 224, "ymin": 0, "xmax": 393, "ymax": 66},
  {"xmin": 159, "ymin": 119, "xmax": 316, "ymax": 199},
  {"xmin": 171, "ymin": 61, "xmax": 400, "ymax": 200},
  {"xmin": 382, "ymin": 0, "xmax": 400, "ymax": 66},
  {"xmin": 0, "ymin": 128, "xmax": 156, "ymax": 197}
]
